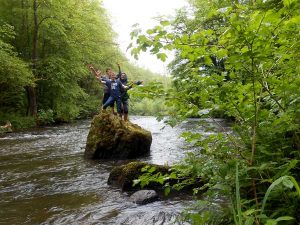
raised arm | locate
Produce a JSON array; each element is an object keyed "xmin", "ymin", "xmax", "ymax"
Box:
[
  {"xmin": 88, "ymin": 64, "xmax": 101, "ymax": 78},
  {"xmin": 88, "ymin": 64, "xmax": 108, "ymax": 86},
  {"xmin": 116, "ymin": 63, "xmax": 122, "ymax": 79},
  {"xmin": 88, "ymin": 64, "xmax": 97, "ymax": 75}
]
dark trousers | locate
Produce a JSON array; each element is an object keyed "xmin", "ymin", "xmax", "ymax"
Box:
[
  {"xmin": 103, "ymin": 96, "xmax": 122, "ymax": 113},
  {"xmin": 121, "ymin": 100, "xmax": 128, "ymax": 114},
  {"xmin": 102, "ymin": 92, "xmax": 114, "ymax": 107},
  {"xmin": 102, "ymin": 92, "xmax": 110, "ymax": 105}
]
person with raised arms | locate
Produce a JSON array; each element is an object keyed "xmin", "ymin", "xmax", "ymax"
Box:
[
  {"xmin": 117, "ymin": 63, "xmax": 143, "ymax": 121},
  {"xmin": 88, "ymin": 64, "xmax": 116, "ymax": 114},
  {"xmin": 100, "ymin": 71, "xmax": 129, "ymax": 118}
]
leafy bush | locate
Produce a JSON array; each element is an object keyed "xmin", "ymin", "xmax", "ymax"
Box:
[
  {"xmin": 37, "ymin": 109, "xmax": 54, "ymax": 125},
  {"xmin": 0, "ymin": 112, "xmax": 36, "ymax": 129}
]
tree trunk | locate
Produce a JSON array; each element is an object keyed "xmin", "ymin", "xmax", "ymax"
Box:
[
  {"xmin": 26, "ymin": 86, "xmax": 37, "ymax": 116},
  {"xmin": 27, "ymin": 0, "xmax": 38, "ymax": 117}
]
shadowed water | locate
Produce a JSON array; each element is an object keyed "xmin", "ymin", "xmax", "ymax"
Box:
[{"xmin": 0, "ymin": 116, "xmax": 229, "ymax": 225}]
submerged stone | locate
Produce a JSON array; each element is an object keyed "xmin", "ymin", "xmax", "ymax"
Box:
[
  {"xmin": 84, "ymin": 112, "xmax": 152, "ymax": 159},
  {"xmin": 129, "ymin": 190, "xmax": 159, "ymax": 205}
]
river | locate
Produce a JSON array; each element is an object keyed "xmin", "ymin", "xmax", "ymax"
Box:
[{"xmin": 0, "ymin": 116, "xmax": 229, "ymax": 225}]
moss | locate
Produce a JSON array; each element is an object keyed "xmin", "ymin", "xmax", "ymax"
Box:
[
  {"xmin": 108, "ymin": 161, "xmax": 206, "ymax": 197},
  {"xmin": 85, "ymin": 111, "xmax": 152, "ymax": 159},
  {"xmin": 108, "ymin": 162, "xmax": 169, "ymax": 191}
]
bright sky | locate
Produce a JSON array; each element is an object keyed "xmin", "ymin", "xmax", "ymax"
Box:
[{"xmin": 102, "ymin": 0, "xmax": 188, "ymax": 75}]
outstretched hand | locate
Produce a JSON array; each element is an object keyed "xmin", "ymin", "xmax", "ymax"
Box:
[
  {"xmin": 98, "ymin": 70, "xmax": 102, "ymax": 75},
  {"xmin": 136, "ymin": 80, "xmax": 143, "ymax": 85},
  {"xmin": 88, "ymin": 64, "xmax": 102, "ymax": 78}
]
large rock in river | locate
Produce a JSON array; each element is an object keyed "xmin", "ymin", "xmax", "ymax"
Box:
[
  {"xmin": 84, "ymin": 112, "xmax": 152, "ymax": 159},
  {"xmin": 108, "ymin": 162, "xmax": 206, "ymax": 195},
  {"xmin": 108, "ymin": 161, "xmax": 170, "ymax": 191}
]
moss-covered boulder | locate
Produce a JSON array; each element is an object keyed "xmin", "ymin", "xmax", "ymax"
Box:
[
  {"xmin": 108, "ymin": 162, "xmax": 206, "ymax": 196},
  {"xmin": 84, "ymin": 112, "xmax": 152, "ymax": 159},
  {"xmin": 107, "ymin": 161, "xmax": 170, "ymax": 191}
]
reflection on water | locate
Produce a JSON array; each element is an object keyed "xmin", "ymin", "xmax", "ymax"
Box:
[{"xmin": 0, "ymin": 116, "xmax": 229, "ymax": 225}]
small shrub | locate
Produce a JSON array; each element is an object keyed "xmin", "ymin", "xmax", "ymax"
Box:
[{"xmin": 37, "ymin": 109, "xmax": 55, "ymax": 125}]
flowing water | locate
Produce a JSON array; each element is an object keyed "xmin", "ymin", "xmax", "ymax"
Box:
[{"xmin": 0, "ymin": 116, "xmax": 229, "ymax": 225}]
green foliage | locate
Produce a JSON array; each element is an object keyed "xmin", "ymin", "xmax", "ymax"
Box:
[
  {"xmin": 129, "ymin": 0, "xmax": 300, "ymax": 223},
  {"xmin": 181, "ymin": 199, "xmax": 232, "ymax": 225},
  {"xmin": 0, "ymin": 112, "xmax": 36, "ymax": 129},
  {"xmin": 133, "ymin": 165, "xmax": 166, "ymax": 188},
  {"xmin": 0, "ymin": 23, "xmax": 34, "ymax": 116},
  {"xmin": 130, "ymin": 97, "xmax": 169, "ymax": 116},
  {"xmin": 232, "ymin": 164, "xmax": 299, "ymax": 225},
  {"xmin": 37, "ymin": 109, "xmax": 54, "ymax": 125},
  {"xmin": 129, "ymin": 80, "xmax": 171, "ymax": 116},
  {"xmin": 260, "ymin": 175, "xmax": 300, "ymax": 218}
]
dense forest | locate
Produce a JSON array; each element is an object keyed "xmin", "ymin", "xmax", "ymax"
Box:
[
  {"xmin": 129, "ymin": 0, "xmax": 300, "ymax": 224},
  {"xmin": 0, "ymin": 0, "xmax": 166, "ymax": 129}
]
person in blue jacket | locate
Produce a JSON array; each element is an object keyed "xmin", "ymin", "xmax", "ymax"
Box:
[
  {"xmin": 88, "ymin": 64, "xmax": 116, "ymax": 114},
  {"xmin": 101, "ymin": 72, "xmax": 128, "ymax": 118}
]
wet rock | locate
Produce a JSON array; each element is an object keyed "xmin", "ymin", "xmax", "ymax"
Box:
[
  {"xmin": 0, "ymin": 121, "xmax": 12, "ymax": 133},
  {"xmin": 129, "ymin": 190, "xmax": 159, "ymax": 205},
  {"xmin": 108, "ymin": 162, "xmax": 169, "ymax": 191},
  {"xmin": 84, "ymin": 111, "xmax": 152, "ymax": 159},
  {"xmin": 108, "ymin": 162, "xmax": 206, "ymax": 197}
]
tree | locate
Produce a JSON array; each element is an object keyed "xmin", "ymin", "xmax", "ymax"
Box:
[
  {"xmin": 129, "ymin": 0, "xmax": 300, "ymax": 223},
  {"xmin": 0, "ymin": 23, "xmax": 34, "ymax": 117}
]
